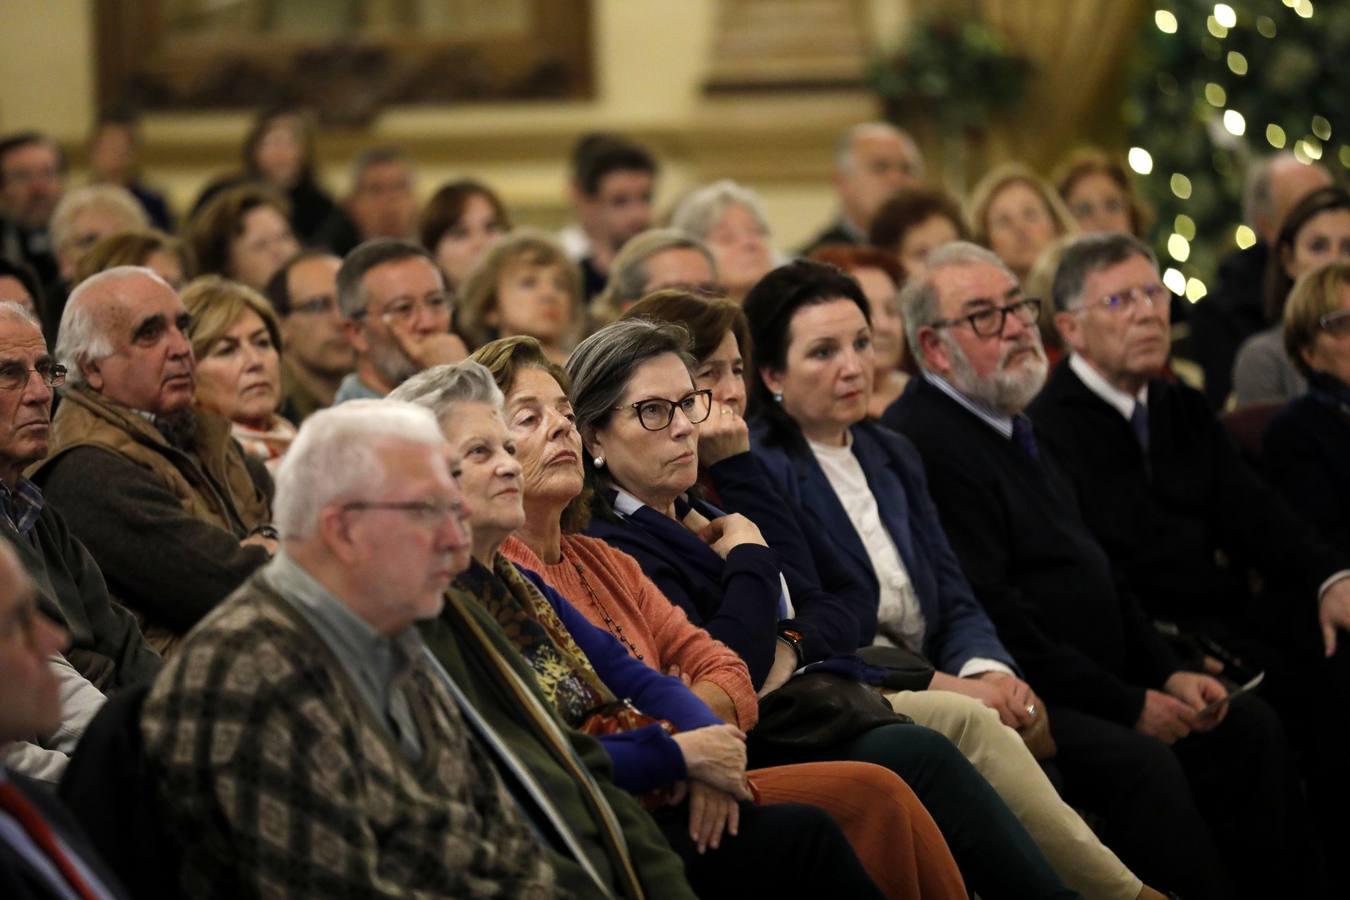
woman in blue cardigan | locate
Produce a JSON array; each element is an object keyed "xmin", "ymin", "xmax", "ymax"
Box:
[{"xmin": 623, "ymin": 284, "xmax": 1165, "ymax": 900}]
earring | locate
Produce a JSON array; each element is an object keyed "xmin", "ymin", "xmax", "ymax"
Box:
[
  {"xmin": 773, "ymin": 391, "xmax": 783, "ymax": 404},
  {"xmin": 593, "ymin": 456, "xmax": 605, "ymax": 469}
]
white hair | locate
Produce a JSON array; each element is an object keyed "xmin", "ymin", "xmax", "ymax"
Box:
[
  {"xmin": 273, "ymin": 400, "xmax": 447, "ymax": 538},
  {"xmin": 387, "ymin": 361, "xmax": 504, "ymax": 426},
  {"xmin": 0, "ymin": 300, "xmax": 40, "ymax": 330},
  {"xmin": 56, "ymin": 266, "xmax": 169, "ymax": 388},
  {"xmin": 670, "ymin": 179, "xmax": 772, "ymax": 242},
  {"xmin": 49, "ymin": 184, "xmax": 148, "ymax": 253},
  {"xmin": 833, "ymin": 122, "xmax": 924, "ymax": 177},
  {"xmin": 898, "ymin": 241, "xmax": 1015, "ymax": 368}
]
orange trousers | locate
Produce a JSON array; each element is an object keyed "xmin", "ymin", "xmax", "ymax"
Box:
[{"xmin": 750, "ymin": 761, "xmax": 967, "ymax": 900}]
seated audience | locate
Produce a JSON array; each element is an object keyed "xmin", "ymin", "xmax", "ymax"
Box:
[
  {"xmin": 1053, "ymin": 150, "xmax": 1151, "ymax": 238},
  {"xmin": 1232, "ymin": 185, "xmax": 1350, "ymax": 406},
  {"xmin": 0, "ymin": 258, "xmax": 42, "ymax": 317},
  {"xmin": 183, "ymin": 277, "xmax": 296, "ymax": 472},
  {"xmin": 394, "ymin": 361, "xmax": 940, "ymax": 899},
  {"xmin": 885, "ymin": 240, "xmax": 1314, "ymax": 899},
  {"xmin": 565, "ymin": 318, "xmax": 1079, "ymax": 898},
  {"xmin": 0, "ymin": 539, "xmax": 132, "ymax": 899},
  {"xmin": 264, "ymin": 250, "xmax": 353, "ymax": 420},
  {"xmin": 1190, "ymin": 153, "xmax": 1331, "ymax": 408},
  {"xmin": 0, "ymin": 131, "xmax": 65, "ymax": 287},
  {"xmin": 1030, "ymin": 232, "xmax": 1350, "ymax": 863},
  {"xmin": 36, "ymin": 267, "xmax": 273, "ymax": 655},
  {"xmin": 318, "ymin": 146, "xmax": 418, "ymax": 255},
  {"xmin": 1265, "ymin": 260, "xmax": 1350, "ymax": 550},
  {"xmin": 241, "ymin": 105, "xmax": 343, "ymax": 244},
  {"xmin": 671, "ymin": 180, "xmax": 777, "ymax": 304},
  {"xmin": 458, "ymin": 229, "xmax": 585, "ymax": 363},
  {"xmin": 561, "ymin": 133, "xmax": 658, "ymax": 299},
  {"xmin": 868, "ymin": 185, "xmax": 969, "ymax": 282},
  {"xmin": 139, "ymin": 401, "xmax": 696, "ymax": 897},
  {"xmin": 186, "ymin": 183, "xmax": 300, "ymax": 292},
  {"xmin": 801, "ymin": 122, "xmax": 926, "ymax": 255},
  {"xmin": 419, "ymin": 178, "xmax": 511, "ymax": 291},
  {"xmin": 86, "ymin": 109, "xmax": 173, "ymax": 231},
  {"xmin": 808, "ymin": 246, "xmax": 912, "ymax": 415},
  {"xmin": 630, "ymin": 287, "xmax": 1163, "ymax": 899},
  {"xmin": 75, "ymin": 228, "xmax": 193, "ymax": 291},
  {"xmin": 334, "ymin": 238, "xmax": 465, "ymax": 403},
  {"xmin": 969, "ymin": 163, "xmax": 1076, "ymax": 284},
  {"xmin": 593, "ymin": 228, "xmax": 720, "ymax": 323},
  {"xmin": 0, "ymin": 300, "xmax": 159, "ymax": 689}
]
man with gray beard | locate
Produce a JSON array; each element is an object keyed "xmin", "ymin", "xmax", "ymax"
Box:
[
  {"xmin": 333, "ymin": 238, "xmax": 466, "ymax": 403},
  {"xmin": 881, "ymin": 242, "xmax": 1301, "ymax": 900}
]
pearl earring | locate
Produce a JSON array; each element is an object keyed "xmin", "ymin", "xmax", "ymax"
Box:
[
  {"xmin": 593, "ymin": 456, "xmax": 605, "ymax": 469},
  {"xmin": 773, "ymin": 391, "xmax": 783, "ymax": 404}
]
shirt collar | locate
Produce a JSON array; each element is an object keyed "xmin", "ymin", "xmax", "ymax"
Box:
[
  {"xmin": 0, "ymin": 477, "xmax": 44, "ymax": 536},
  {"xmin": 612, "ymin": 487, "xmax": 645, "ymax": 517},
  {"xmin": 922, "ymin": 370, "xmax": 1013, "ymax": 439},
  {"xmin": 1068, "ymin": 353, "xmax": 1148, "ymax": 420}
]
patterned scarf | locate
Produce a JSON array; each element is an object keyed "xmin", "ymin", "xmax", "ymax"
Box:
[{"xmin": 454, "ymin": 554, "xmax": 615, "ymax": 728}]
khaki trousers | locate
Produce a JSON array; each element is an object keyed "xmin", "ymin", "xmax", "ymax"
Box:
[{"xmin": 888, "ymin": 689, "xmax": 1141, "ymax": 900}]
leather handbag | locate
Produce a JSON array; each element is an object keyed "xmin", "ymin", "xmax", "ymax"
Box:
[{"xmin": 749, "ymin": 672, "xmax": 913, "ymax": 754}]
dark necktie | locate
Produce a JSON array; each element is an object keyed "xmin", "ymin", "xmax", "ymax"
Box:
[
  {"xmin": 1129, "ymin": 403, "xmax": 1150, "ymax": 453},
  {"xmin": 0, "ymin": 780, "xmax": 103, "ymax": 900},
  {"xmin": 1011, "ymin": 415, "xmax": 1039, "ymax": 460}
]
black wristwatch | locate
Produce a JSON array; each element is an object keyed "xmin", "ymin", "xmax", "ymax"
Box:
[{"xmin": 777, "ymin": 626, "xmax": 805, "ymax": 665}]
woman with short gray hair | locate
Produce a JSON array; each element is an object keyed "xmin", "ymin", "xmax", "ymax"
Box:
[{"xmin": 671, "ymin": 180, "xmax": 777, "ymax": 303}]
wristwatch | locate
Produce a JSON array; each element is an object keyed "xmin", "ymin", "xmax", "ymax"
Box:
[{"xmin": 777, "ymin": 626, "xmax": 805, "ymax": 665}]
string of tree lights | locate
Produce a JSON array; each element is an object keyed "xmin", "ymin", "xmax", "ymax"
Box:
[{"xmin": 1125, "ymin": 0, "xmax": 1348, "ymax": 302}]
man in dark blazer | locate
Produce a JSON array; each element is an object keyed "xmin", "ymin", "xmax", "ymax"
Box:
[
  {"xmin": 0, "ymin": 541, "xmax": 130, "ymax": 900},
  {"xmin": 884, "ymin": 240, "xmax": 1314, "ymax": 900},
  {"xmin": 798, "ymin": 123, "xmax": 925, "ymax": 255},
  {"xmin": 1028, "ymin": 231, "xmax": 1350, "ymax": 865}
]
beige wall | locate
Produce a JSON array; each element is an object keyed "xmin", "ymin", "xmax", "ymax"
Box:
[{"xmin": 0, "ymin": 0, "xmax": 877, "ymax": 250}]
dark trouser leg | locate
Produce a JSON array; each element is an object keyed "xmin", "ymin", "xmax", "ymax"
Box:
[
  {"xmin": 1048, "ymin": 706, "xmax": 1230, "ymax": 900},
  {"xmin": 752, "ymin": 721, "xmax": 1077, "ymax": 900},
  {"xmin": 654, "ymin": 801, "xmax": 886, "ymax": 899}
]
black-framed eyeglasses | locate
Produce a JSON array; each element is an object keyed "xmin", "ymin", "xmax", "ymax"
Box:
[
  {"xmin": 1319, "ymin": 309, "xmax": 1350, "ymax": 337},
  {"xmin": 931, "ymin": 298, "xmax": 1042, "ymax": 338},
  {"xmin": 341, "ymin": 499, "xmax": 463, "ymax": 526},
  {"xmin": 617, "ymin": 389, "xmax": 713, "ymax": 431},
  {"xmin": 0, "ymin": 361, "xmax": 66, "ymax": 391}
]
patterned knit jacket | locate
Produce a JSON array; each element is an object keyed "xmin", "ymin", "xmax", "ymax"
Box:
[{"xmin": 140, "ymin": 573, "xmax": 558, "ymax": 899}]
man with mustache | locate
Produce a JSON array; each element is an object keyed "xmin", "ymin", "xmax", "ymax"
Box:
[
  {"xmin": 883, "ymin": 242, "xmax": 1307, "ymax": 899},
  {"xmin": 31, "ymin": 267, "xmax": 273, "ymax": 656},
  {"xmin": 333, "ymin": 239, "xmax": 466, "ymax": 403},
  {"xmin": 1029, "ymin": 232, "xmax": 1350, "ymax": 871}
]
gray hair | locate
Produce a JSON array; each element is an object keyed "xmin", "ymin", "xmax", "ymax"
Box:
[
  {"xmin": 565, "ymin": 318, "xmax": 694, "ymax": 519},
  {"xmin": 1051, "ymin": 233, "xmax": 1157, "ymax": 313},
  {"xmin": 336, "ymin": 238, "xmax": 439, "ymax": 320},
  {"xmin": 49, "ymin": 185, "xmax": 148, "ymax": 254},
  {"xmin": 350, "ymin": 145, "xmax": 411, "ymax": 190},
  {"xmin": 597, "ymin": 228, "xmax": 717, "ymax": 314},
  {"xmin": 387, "ymin": 360, "xmax": 504, "ymax": 426},
  {"xmin": 670, "ymin": 180, "xmax": 772, "ymax": 243},
  {"xmin": 833, "ymin": 122, "xmax": 924, "ymax": 178},
  {"xmin": 0, "ymin": 300, "xmax": 40, "ymax": 330},
  {"xmin": 57, "ymin": 266, "xmax": 168, "ymax": 387},
  {"xmin": 898, "ymin": 241, "xmax": 1015, "ymax": 369},
  {"xmin": 273, "ymin": 399, "xmax": 446, "ymax": 538}
]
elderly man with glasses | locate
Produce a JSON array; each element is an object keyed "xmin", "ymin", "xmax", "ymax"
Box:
[
  {"xmin": 31, "ymin": 268, "xmax": 273, "ymax": 658},
  {"xmin": 882, "ymin": 241, "xmax": 1312, "ymax": 899},
  {"xmin": 1027, "ymin": 232, "xmax": 1350, "ymax": 881},
  {"xmin": 333, "ymin": 238, "xmax": 466, "ymax": 403}
]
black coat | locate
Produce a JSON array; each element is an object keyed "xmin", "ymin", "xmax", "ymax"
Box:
[
  {"xmin": 1028, "ymin": 361, "xmax": 1345, "ymax": 632},
  {"xmin": 1263, "ymin": 373, "xmax": 1350, "ymax": 554},
  {"xmin": 882, "ymin": 376, "xmax": 1180, "ymax": 725},
  {"xmin": 1189, "ymin": 244, "xmax": 1269, "ymax": 409}
]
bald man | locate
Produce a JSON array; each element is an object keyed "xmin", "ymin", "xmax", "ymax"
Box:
[{"xmin": 800, "ymin": 122, "xmax": 925, "ymax": 255}]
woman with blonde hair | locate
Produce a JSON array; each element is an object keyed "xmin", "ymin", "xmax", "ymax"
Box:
[
  {"xmin": 181, "ymin": 276, "xmax": 295, "ymax": 471},
  {"xmin": 969, "ymin": 163, "xmax": 1076, "ymax": 283}
]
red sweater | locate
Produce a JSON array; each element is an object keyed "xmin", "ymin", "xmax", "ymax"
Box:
[{"xmin": 501, "ymin": 533, "xmax": 760, "ymax": 730}]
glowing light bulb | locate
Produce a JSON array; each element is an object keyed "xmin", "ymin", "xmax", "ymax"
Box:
[{"xmin": 1128, "ymin": 148, "xmax": 1154, "ymax": 175}]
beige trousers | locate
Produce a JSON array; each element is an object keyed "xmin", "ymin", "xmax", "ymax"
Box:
[{"xmin": 888, "ymin": 689, "xmax": 1141, "ymax": 900}]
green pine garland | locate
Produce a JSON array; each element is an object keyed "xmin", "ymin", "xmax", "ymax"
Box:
[{"xmin": 1127, "ymin": 0, "xmax": 1350, "ymax": 298}]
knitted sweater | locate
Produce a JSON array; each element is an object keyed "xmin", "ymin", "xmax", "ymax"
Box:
[
  {"xmin": 141, "ymin": 574, "xmax": 557, "ymax": 899},
  {"xmin": 501, "ymin": 533, "xmax": 759, "ymax": 730}
]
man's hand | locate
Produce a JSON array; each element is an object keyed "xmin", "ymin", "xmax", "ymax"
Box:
[
  {"xmin": 757, "ymin": 640, "xmax": 798, "ymax": 698},
  {"xmin": 670, "ymin": 724, "xmax": 752, "ymax": 799},
  {"xmin": 697, "ymin": 403, "xmax": 750, "ymax": 468},
  {"xmin": 1318, "ymin": 578, "xmax": 1350, "ymax": 656},
  {"xmin": 932, "ymin": 670, "xmax": 1036, "ymax": 728},
  {"xmin": 685, "ymin": 781, "xmax": 741, "ymax": 854},
  {"xmin": 388, "ymin": 325, "xmax": 468, "ymax": 369},
  {"xmin": 240, "ymin": 533, "xmax": 277, "ymax": 556},
  {"xmin": 1135, "ymin": 688, "xmax": 1197, "ymax": 744},
  {"xmin": 1164, "ymin": 671, "xmax": 1228, "ymax": 732}
]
